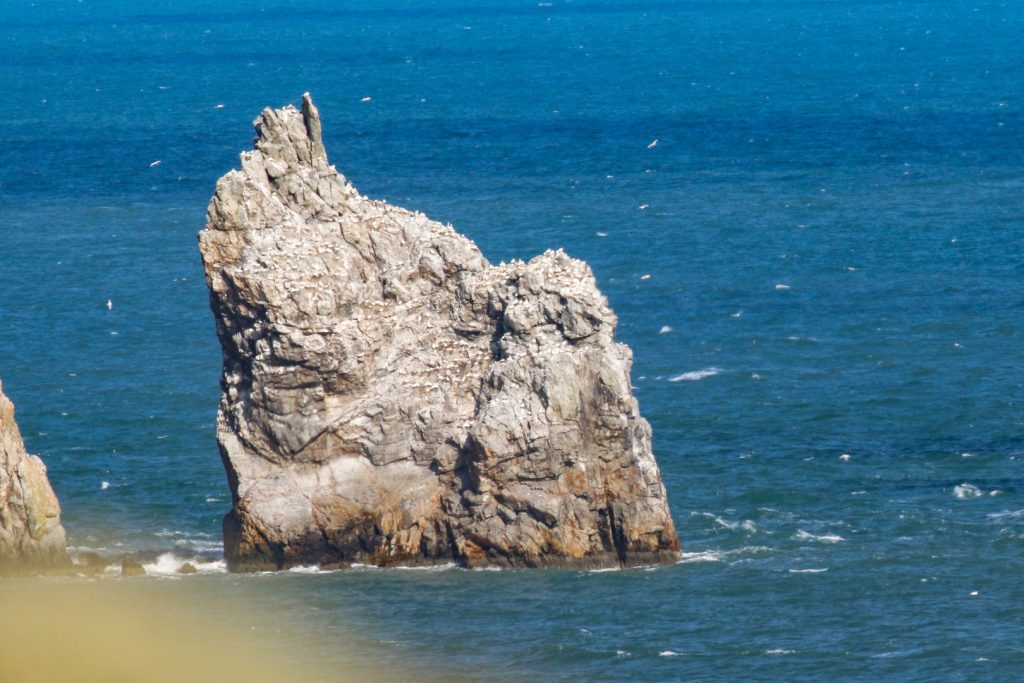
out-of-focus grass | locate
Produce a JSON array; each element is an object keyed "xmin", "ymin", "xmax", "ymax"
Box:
[{"xmin": 0, "ymin": 579, "xmax": 386, "ymax": 683}]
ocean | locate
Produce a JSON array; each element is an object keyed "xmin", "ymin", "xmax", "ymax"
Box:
[{"xmin": 1, "ymin": 0, "xmax": 1022, "ymax": 679}]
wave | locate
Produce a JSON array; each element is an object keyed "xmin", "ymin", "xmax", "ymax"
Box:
[
  {"xmin": 677, "ymin": 546, "xmax": 773, "ymax": 565},
  {"xmin": 677, "ymin": 551, "xmax": 725, "ymax": 564},
  {"xmin": 988, "ymin": 509, "xmax": 1024, "ymax": 521},
  {"xmin": 693, "ymin": 512, "xmax": 757, "ymax": 533},
  {"xmin": 794, "ymin": 530, "xmax": 845, "ymax": 543},
  {"xmin": 142, "ymin": 552, "xmax": 227, "ymax": 576},
  {"xmin": 350, "ymin": 562, "xmax": 461, "ymax": 572},
  {"xmin": 392, "ymin": 562, "xmax": 459, "ymax": 572},
  {"xmin": 287, "ymin": 565, "xmax": 339, "ymax": 575},
  {"xmin": 953, "ymin": 483, "xmax": 983, "ymax": 499},
  {"xmin": 669, "ymin": 367, "xmax": 721, "ymax": 382}
]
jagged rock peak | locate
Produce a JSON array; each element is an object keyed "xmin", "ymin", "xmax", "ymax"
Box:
[
  {"xmin": 0, "ymin": 380, "xmax": 67, "ymax": 573},
  {"xmin": 199, "ymin": 94, "xmax": 680, "ymax": 571},
  {"xmin": 253, "ymin": 92, "xmax": 327, "ymax": 169}
]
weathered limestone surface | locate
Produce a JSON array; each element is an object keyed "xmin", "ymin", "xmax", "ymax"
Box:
[
  {"xmin": 199, "ymin": 94, "xmax": 680, "ymax": 571},
  {"xmin": 0, "ymin": 381, "xmax": 67, "ymax": 572}
]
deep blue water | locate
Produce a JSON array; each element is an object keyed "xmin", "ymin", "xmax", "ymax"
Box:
[{"xmin": 2, "ymin": 0, "xmax": 1023, "ymax": 680}]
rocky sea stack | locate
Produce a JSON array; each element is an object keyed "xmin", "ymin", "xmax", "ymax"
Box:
[
  {"xmin": 0, "ymin": 381, "xmax": 67, "ymax": 573},
  {"xmin": 199, "ymin": 94, "xmax": 680, "ymax": 571}
]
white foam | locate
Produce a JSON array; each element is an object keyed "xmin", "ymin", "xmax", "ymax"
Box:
[
  {"xmin": 100, "ymin": 481, "xmax": 110, "ymax": 490},
  {"xmin": 774, "ymin": 283, "xmax": 791, "ymax": 290},
  {"xmin": 794, "ymin": 530, "xmax": 845, "ymax": 543},
  {"xmin": 288, "ymin": 565, "xmax": 335, "ymax": 574},
  {"xmin": 695, "ymin": 512, "xmax": 756, "ymax": 533},
  {"xmin": 669, "ymin": 367, "xmax": 721, "ymax": 382},
  {"xmin": 987, "ymin": 509, "xmax": 1024, "ymax": 521},
  {"xmin": 677, "ymin": 545, "xmax": 773, "ymax": 565},
  {"xmin": 350, "ymin": 562, "xmax": 459, "ymax": 572},
  {"xmin": 954, "ymin": 483, "xmax": 983, "ymax": 499},
  {"xmin": 616, "ymin": 650, "xmax": 631, "ymax": 658},
  {"xmin": 393, "ymin": 562, "xmax": 459, "ymax": 572},
  {"xmin": 658, "ymin": 650, "xmax": 680, "ymax": 657},
  {"xmin": 155, "ymin": 529, "xmax": 213, "ymax": 540},
  {"xmin": 765, "ymin": 649, "xmax": 796, "ymax": 655},
  {"xmin": 659, "ymin": 325, "xmax": 672, "ymax": 334},
  {"xmin": 788, "ymin": 568, "xmax": 828, "ymax": 574},
  {"xmin": 677, "ymin": 551, "xmax": 724, "ymax": 563},
  {"xmin": 142, "ymin": 552, "xmax": 227, "ymax": 576}
]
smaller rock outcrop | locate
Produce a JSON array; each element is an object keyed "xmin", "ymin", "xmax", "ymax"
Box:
[
  {"xmin": 0, "ymin": 380, "xmax": 67, "ymax": 573},
  {"xmin": 121, "ymin": 556, "xmax": 146, "ymax": 577}
]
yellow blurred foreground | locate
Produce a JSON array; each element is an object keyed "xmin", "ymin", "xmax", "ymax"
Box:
[{"xmin": 0, "ymin": 579, "xmax": 385, "ymax": 683}]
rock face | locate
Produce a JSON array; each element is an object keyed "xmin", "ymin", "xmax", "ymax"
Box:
[
  {"xmin": 0, "ymin": 381, "xmax": 67, "ymax": 572},
  {"xmin": 199, "ymin": 94, "xmax": 680, "ymax": 571}
]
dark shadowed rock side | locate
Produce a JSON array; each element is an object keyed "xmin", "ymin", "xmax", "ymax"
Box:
[
  {"xmin": 199, "ymin": 94, "xmax": 680, "ymax": 571},
  {"xmin": 0, "ymin": 381, "xmax": 67, "ymax": 573}
]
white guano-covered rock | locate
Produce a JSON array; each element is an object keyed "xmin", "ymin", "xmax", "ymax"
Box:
[{"xmin": 199, "ymin": 94, "xmax": 680, "ymax": 570}]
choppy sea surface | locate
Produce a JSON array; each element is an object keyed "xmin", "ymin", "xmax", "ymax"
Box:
[{"xmin": 1, "ymin": 0, "xmax": 1022, "ymax": 680}]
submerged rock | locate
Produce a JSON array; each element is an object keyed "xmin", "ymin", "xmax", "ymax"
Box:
[
  {"xmin": 0, "ymin": 380, "xmax": 67, "ymax": 573},
  {"xmin": 121, "ymin": 556, "xmax": 146, "ymax": 577},
  {"xmin": 73, "ymin": 551, "xmax": 111, "ymax": 576},
  {"xmin": 199, "ymin": 94, "xmax": 680, "ymax": 571}
]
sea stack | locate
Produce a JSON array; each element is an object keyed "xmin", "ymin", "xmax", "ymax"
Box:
[
  {"xmin": 199, "ymin": 94, "xmax": 680, "ymax": 571},
  {"xmin": 0, "ymin": 381, "xmax": 67, "ymax": 573}
]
